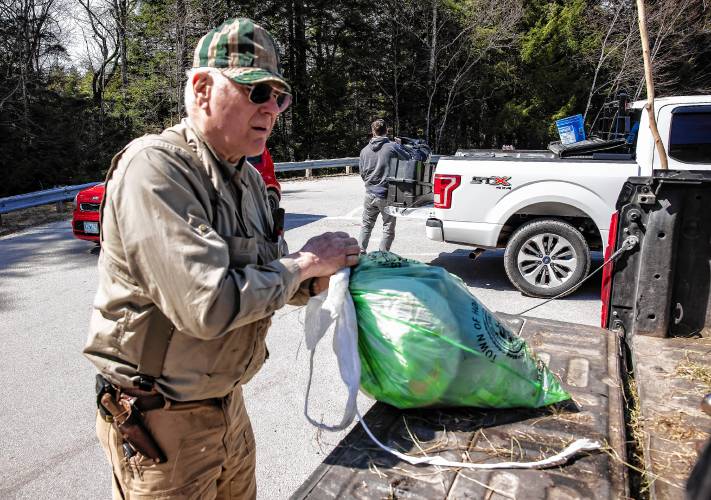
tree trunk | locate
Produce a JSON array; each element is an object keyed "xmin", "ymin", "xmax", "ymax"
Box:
[
  {"xmin": 424, "ymin": 0, "xmax": 438, "ymax": 143},
  {"xmin": 175, "ymin": 0, "xmax": 187, "ymax": 121},
  {"xmin": 118, "ymin": 0, "xmax": 128, "ymax": 87},
  {"xmin": 293, "ymin": 0, "xmax": 310, "ymax": 159},
  {"xmin": 636, "ymin": 0, "xmax": 668, "ymax": 169},
  {"xmin": 392, "ymin": 18, "xmax": 400, "ymax": 136},
  {"xmin": 584, "ymin": 2, "xmax": 623, "ymax": 121}
]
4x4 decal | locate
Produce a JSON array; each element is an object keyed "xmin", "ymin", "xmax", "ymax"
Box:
[{"xmin": 471, "ymin": 175, "xmax": 512, "ymax": 190}]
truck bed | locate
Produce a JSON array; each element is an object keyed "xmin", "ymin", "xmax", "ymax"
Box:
[
  {"xmin": 293, "ymin": 314, "xmax": 628, "ymax": 499},
  {"xmin": 631, "ymin": 335, "xmax": 711, "ymax": 498}
]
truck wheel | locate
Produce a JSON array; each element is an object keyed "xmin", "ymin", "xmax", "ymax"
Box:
[
  {"xmin": 503, "ymin": 219, "xmax": 590, "ymax": 298},
  {"xmin": 267, "ymin": 189, "xmax": 280, "ymax": 211}
]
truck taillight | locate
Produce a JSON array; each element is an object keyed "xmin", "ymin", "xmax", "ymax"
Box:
[
  {"xmin": 600, "ymin": 211, "xmax": 619, "ymax": 328},
  {"xmin": 433, "ymin": 174, "xmax": 461, "ymax": 209}
]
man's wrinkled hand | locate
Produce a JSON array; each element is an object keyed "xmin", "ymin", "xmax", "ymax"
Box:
[{"xmin": 293, "ymin": 231, "xmax": 360, "ymax": 280}]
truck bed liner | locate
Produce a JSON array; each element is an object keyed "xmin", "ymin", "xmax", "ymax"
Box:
[
  {"xmin": 293, "ymin": 315, "xmax": 628, "ymax": 500},
  {"xmin": 631, "ymin": 335, "xmax": 711, "ymax": 499}
]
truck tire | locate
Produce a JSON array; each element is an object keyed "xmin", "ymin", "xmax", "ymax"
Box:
[
  {"xmin": 267, "ymin": 188, "xmax": 280, "ymax": 211},
  {"xmin": 503, "ymin": 219, "xmax": 590, "ymax": 298}
]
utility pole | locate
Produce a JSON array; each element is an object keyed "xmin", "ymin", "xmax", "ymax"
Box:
[{"xmin": 636, "ymin": 0, "xmax": 668, "ymax": 169}]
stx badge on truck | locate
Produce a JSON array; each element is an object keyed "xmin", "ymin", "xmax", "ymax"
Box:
[{"xmin": 471, "ymin": 175, "xmax": 512, "ymax": 190}]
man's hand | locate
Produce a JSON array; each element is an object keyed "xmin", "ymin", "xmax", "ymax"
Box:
[{"xmin": 291, "ymin": 231, "xmax": 360, "ymax": 281}]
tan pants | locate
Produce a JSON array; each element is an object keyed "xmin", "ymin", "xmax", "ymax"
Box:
[{"xmin": 96, "ymin": 386, "xmax": 256, "ymax": 500}]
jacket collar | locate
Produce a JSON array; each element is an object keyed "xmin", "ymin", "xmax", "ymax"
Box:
[{"xmin": 183, "ymin": 117, "xmax": 246, "ymax": 184}]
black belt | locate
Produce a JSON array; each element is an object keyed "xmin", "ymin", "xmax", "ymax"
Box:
[{"xmin": 121, "ymin": 388, "xmax": 223, "ymax": 412}]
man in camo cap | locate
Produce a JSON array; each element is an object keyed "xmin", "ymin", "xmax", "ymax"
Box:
[{"xmin": 85, "ymin": 18, "xmax": 359, "ymax": 499}]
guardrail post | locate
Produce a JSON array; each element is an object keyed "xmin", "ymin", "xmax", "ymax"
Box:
[
  {"xmin": 305, "ymin": 168, "xmax": 312, "ymax": 178},
  {"xmin": 345, "ymin": 166, "xmax": 352, "ymax": 174},
  {"xmin": 55, "ymin": 201, "xmax": 64, "ymax": 213}
]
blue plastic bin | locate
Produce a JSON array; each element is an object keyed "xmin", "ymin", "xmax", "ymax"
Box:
[{"xmin": 556, "ymin": 114, "xmax": 586, "ymax": 145}]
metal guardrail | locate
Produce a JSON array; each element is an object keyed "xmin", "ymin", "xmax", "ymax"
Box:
[
  {"xmin": 274, "ymin": 157, "xmax": 359, "ymax": 172},
  {"xmin": 274, "ymin": 155, "xmax": 441, "ymax": 172},
  {"xmin": 0, "ymin": 155, "xmax": 442, "ymax": 215},
  {"xmin": 0, "ymin": 183, "xmax": 101, "ymax": 215}
]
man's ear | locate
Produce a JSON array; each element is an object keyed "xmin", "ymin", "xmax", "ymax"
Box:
[{"xmin": 192, "ymin": 72, "xmax": 212, "ymax": 110}]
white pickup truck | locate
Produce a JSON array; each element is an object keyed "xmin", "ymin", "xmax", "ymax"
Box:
[{"xmin": 420, "ymin": 95, "xmax": 711, "ymax": 297}]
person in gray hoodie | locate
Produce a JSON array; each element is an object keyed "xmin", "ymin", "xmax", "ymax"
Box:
[{"xmin": 358, "ymin": 119, "xmax": 409, "ymax": 253}]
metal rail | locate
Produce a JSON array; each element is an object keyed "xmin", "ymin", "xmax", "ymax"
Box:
[
  {"xmin": 275, "ymin": 157, "xmax": 359, "ymax": 172},
  {"xmin": 0, "ymin": 156, "xmax": 442, "ymax": 215},
  {"xmin": 0, "ymin": 183, "xmax": 101, "ymax": 215}
]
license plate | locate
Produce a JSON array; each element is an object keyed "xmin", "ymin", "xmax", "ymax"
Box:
[{"xmin": 84, "ymin": 221, "xmax": 99, "ymax": 234}]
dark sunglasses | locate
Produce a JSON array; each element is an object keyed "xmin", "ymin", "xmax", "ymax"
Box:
[{"xmin": 242, "ymin": 83, "xmax": 292, "ymax": 112}]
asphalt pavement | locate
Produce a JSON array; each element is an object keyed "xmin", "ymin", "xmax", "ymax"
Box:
[{"xmin": 0, "ymin": 174, "xmax": 602, "ymax": 499}]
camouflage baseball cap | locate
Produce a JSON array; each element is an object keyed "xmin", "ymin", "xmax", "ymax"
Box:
[{"xmin": 193, "ymin": 18, "xmax": 290, "ymax": 92}]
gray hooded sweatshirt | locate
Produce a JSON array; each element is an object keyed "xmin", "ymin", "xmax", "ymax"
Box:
[{"xmin": 359, "ymin": 136, "xmax": 409, "ymax": 198}]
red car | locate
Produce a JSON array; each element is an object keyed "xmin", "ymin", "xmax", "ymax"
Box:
[
  {"xmin": 247, "ymin": 147, "xmax": 282, "ymax": 211},
  {"xmin": 72, "ymin": 148, "xmax": 281, "ymax": 243}
]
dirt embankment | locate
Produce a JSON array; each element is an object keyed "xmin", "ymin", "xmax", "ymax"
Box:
[{"xmin": 0, "ymin": 202, "xmax": 74, "ymax": 238}]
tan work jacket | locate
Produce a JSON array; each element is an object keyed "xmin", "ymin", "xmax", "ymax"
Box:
[{"xmin": 84, "ymin": 119, "xmax": 309, "ymax": 401}]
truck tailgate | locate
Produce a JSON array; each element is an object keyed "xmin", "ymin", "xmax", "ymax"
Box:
[{"xmin": 292, "ymin": 314, "xmax": 627, "ymax": 499}]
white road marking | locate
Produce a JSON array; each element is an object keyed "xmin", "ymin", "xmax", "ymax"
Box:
[
  {"xmin": 326, "ymin": 205, "xmax": 362, "ymax": 221},
  {"xmin": 345, "ymin": 205, "xmax": 362, "ymax": 218}
]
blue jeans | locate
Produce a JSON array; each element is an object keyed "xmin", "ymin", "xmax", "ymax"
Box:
[{"xmin": 358, "ymin": 192, "xmax": 396, "ymax": 252}]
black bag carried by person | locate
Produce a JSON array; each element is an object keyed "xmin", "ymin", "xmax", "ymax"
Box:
[
  {"xmin": 399, "ymin": 137, "xmax": 431, "ymax": 161},
  {"xmin": 386, "ymin": 137, "xmax": 433, "ymax": 208}
]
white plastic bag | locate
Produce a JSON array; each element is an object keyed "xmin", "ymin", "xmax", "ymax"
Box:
[{"xmin": 303, "ymin": 268, "xmax": 360, "ymax": 431}]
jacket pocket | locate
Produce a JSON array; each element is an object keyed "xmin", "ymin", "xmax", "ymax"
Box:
[
  {"xmin": 224, "ymin": 235, "xmax": 258, "ymax": 268},
  {"xmin": 256, "ymin": 236, "xmax": 281, "ymax": 264},
  {"xmin": 239, "ymin": 319, "xmax": 270, "ymax": 385}
]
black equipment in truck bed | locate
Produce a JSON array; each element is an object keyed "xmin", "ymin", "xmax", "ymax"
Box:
[{"xmin": 386, "ymin": 138, "xmax": 433, "ymax": 208}]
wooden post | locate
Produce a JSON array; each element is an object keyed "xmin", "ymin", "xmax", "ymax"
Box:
[{"xmin": 636, "ymin": 0, "xmax": 668, "ymax": 170}]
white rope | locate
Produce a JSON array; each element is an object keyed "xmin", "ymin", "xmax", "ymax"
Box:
[{"xmin": 356, "ymin": 408, "xmax": 601, "ymax": 469}]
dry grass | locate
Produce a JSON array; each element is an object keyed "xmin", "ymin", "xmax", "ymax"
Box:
[
  {"xmin": 601, "ymin": 444, "xmax": 684, "ymax": 493},
  {"xmin": 650, "ymin": 413, "xmax": 708, "ymax": 442},
  {"xmin": 625, "ymin": 377, "xmax": 654, "ymax": 496},
  {"xmin": 0, "ymin": 202, "xmax": 73, "ymax": 237},
  {"xmin": 675, "ymin": 355, "xmax": 711, "ymax": 391}
]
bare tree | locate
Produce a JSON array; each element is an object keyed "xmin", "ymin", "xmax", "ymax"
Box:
[
  {"xmin": 0, "ymin": 0, "xmax": 65, "ymax": 136},
  {"xmin": 583, "ymin": 0, "xmax": 627, "ymax": 120},
  {"xmin": 75, "ymin": 0, "xmax": 139, "ymax": 120},
  {"xmin": 174, "ymin": 0, "xmax": 186, "ymax": 122},
  {"xmin": 384, "ymin": 0, "xmax": 447, "ymax": 143},
  {"xmin": 583, "ymin": 0, "xmax": 708, "ymax": 118},
  {"xmin": 434, "ymin": 0, "xmax": 523, "ymax": 150},
  {"xmin": 426, "ymin": 0, "xmax": 438, "ymax": 140},
  {"xmin": 387, "ymin": 0, "xmax": 521, "ymax": 151},
  {"xmin": 632, "ymin": 0, "xmax": 703, "ymax": 99},
  {"xmin": 76, "ymin": 0, "xmax": 119, "ymax": 115}
]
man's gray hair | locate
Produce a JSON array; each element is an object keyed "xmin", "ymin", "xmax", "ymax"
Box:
[{"xmin": 184, "ymin": 67, "xmax": 223, "ymax": 111}]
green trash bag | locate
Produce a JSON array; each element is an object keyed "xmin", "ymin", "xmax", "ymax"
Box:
[{"xmin": 349, "ymin": 252, "xmax": 570, "ymax": 409}]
